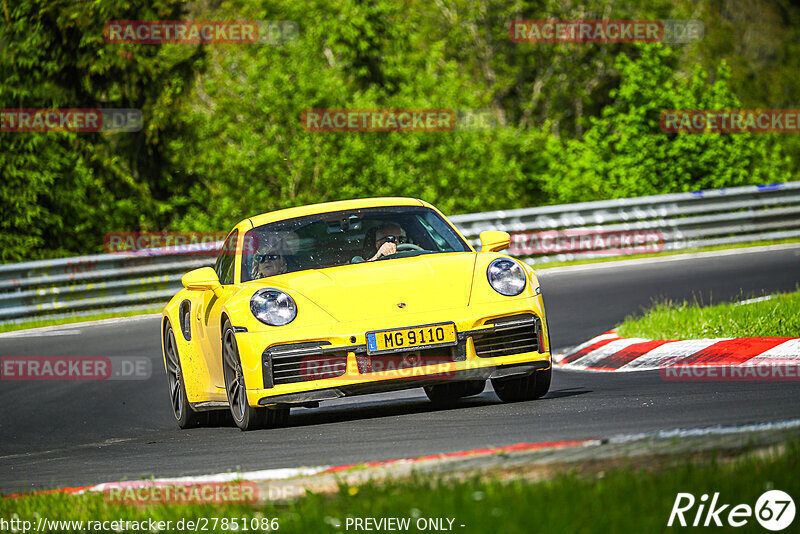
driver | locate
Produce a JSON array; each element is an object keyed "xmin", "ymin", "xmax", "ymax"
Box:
[
  {"xmin": 367, "ymin": 223, "xmax": 408, "ymax": 261},
  {"xmin": 251, "ymin": 233, "xmax": 289, "ymax": 279}
]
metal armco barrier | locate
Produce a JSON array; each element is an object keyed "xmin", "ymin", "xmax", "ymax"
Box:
[{"xmin": 2, "ymin": 181, "xmax": 799, "ymax": 324}]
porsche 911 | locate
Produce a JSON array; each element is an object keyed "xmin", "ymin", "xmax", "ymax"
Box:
[{"xmin": 161, "ymin": 198, "xmax": 551, "ymax": 430}]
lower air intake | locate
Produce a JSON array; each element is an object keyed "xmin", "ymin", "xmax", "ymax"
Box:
[
  {"xmin": 473, "ymin": 314, "xmax": 540, "ymax": 358},
  {"xmin": 265, "ymin": 342, "xmax": 348, "ymax": 386}
]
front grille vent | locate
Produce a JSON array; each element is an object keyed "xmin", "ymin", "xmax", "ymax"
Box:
[
  {"xmin": 473, "ymin": 314, "xmax": 539, "ymax": 358},
  {"xmin": 265, "ymin": 342, "xmax": 347, "ymax": 386}
]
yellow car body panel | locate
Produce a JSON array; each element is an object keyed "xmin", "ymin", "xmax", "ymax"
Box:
[{"xmin": 161, "ymin": 197, "xmax": 551, "ymax": 413}]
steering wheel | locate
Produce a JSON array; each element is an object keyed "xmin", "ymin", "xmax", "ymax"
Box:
[{"xmin": 397, "ymin": 243, "xmax": 424, "ymax": 252}]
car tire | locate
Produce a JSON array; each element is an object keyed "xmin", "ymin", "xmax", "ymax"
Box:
[
  {"xmin": 424, "ymin": 380, "xmax": 485, "ymax": 403},
  {"xmin": 164, "ymin": 323, "xmax": 206, "ymax": 428},
  {"xmin": 491, "ymin": 366, "xmax": 551, "ymax": 403},
  {"xmin": 222, "ymin": 321, "xmax": 270, "ymax": 431}
]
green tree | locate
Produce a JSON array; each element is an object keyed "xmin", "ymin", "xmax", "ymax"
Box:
[
  {"xmin": 537, "ymin": 45, "xmax": 791, "ymax": 203},
  {"xmin": 2, "ymin": 0, "xmax": 799, "ymax": 262},
  {"xmin": 0, "ymin": 0, "xmax": 202, "ymax": 261},
  {"xmin": 166, "ymin": 0, "xmax": 548, "ymax": 232}
]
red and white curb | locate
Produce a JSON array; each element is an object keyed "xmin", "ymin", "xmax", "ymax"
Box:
[
  {"xmin": 11, "ymin": 418, "xmax": 800, "ymax": 501},
  {"xmin": 554, "ymin": 330, "xmax": 800, "ymax": 372},
  {"xmin": 9, "ymin": 418, "xmax": 800, "ymax": 501},
  {"xmin": 5, "ymin": 439, "xmax": 596, "ymax": 500},
  {"xmin": 321, "ymin": 439, "xmax": 596, "ymax": 473}
]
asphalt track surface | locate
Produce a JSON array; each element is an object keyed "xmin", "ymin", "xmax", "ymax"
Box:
[{"xmin": 1, "ymin": 246, "xmax": 799, "ymax": 493}]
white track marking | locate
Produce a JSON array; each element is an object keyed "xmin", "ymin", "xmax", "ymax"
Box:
[
  {"xmin": 83, "ymin": 467, "xmax": 329, "ymax": 493},
  {"xmin": 0, "ymin": 329, "xmax": 83, "ymax": 338},
  {"xmin": 0, "ymin": 438, "xmax": 134, "ymax": 461},
  {"xmin": 609, "ymin": 418, "xmax": 800, "ymax": 443},
  {"xmin": 735, "ymin": 295, "xmax": 774, "ymax": 306}
]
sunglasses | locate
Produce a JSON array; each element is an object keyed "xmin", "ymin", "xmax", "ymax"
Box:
[
  {"xmin": 255, "ymin": 253, "xmax": 281, "ymax": 263},
  {"xmin": 379, "ymin": 234, "xmax": 407, "ymax": 244}
]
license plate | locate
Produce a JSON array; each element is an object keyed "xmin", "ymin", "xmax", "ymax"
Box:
[{"xmin": 366, "ymin": 322, "xmax": 457, "ymax": 355}]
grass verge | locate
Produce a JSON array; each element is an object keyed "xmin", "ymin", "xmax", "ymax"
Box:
[
  {"xmin": 0, "ymin": 307, "xmax": 163, "ymax": 334},
  {"xmin": 616, "ymin": 288, "xmax": 800, "ymax": 339},
  {"xmin": 2, "ymin": 441, "xmax": 798, "ymax": 533},
  {"xmin": 532, "ymin": 237, "xmax": 800, "ymax": 270}
]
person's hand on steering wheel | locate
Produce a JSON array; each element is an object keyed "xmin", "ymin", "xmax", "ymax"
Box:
[
  {"xmin": 368, "ymin": 223, "xmax": 419, "ymax": 261},
  {"xmin": 371, "ymin": 240, "xmax": 397, "ymax": 260}
]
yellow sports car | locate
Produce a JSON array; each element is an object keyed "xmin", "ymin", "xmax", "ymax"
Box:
[{"xmin": 161, "ymin": 198, "xmax": 551, "ymax": 430}]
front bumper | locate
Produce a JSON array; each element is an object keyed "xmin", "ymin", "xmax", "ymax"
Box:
[
  {"xmin": 256, "ymin": 360, "xmax": 550, "ymax": 406},
  {"xmin": 233, "ymin": 302, "xmax": 551, "ymax": 407}
]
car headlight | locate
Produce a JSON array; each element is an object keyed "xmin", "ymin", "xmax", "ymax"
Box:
[
  {"xmin": 250, "ymin": 289, "xmax": 297, "ymax": 326},
  {"xmin": 487, "ymin": 258, "xmax": 526, "ymax": 296}
]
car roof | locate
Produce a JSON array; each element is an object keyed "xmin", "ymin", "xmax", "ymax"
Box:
[{"xmin": 246, "ymin": 197, "xmax": 428, "ymax": 228}]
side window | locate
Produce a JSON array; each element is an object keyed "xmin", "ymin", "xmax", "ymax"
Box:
[{"xmin": 214, "ymin": 230, "xmax": 238, "ymax": 285}]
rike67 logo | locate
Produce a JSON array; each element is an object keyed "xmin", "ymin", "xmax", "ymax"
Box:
[{"xmin": 668, "ymin": 490, "xmax": 795, "ymax": 531}]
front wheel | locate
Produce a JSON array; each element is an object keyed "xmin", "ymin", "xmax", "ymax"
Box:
[
  {"xmin": 222, "ymin": 322, "xmax": 290, "ymax": 430},
  {"xmin": 491, "ymin": 366, "xmax": 551, "ymax": 403},
  {"xmin": 222, "ymin": 322, "xmax": 269, "ymax": 430}
]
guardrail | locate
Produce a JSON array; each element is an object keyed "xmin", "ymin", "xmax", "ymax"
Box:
[{"xmin": 2, "ymin": 181, "xmax": 799, "ymax": 324}]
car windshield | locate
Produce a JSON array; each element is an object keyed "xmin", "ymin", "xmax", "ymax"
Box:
[{"xmin": 241, "ymin": 206, "xmax": 470, "ymax": 282}]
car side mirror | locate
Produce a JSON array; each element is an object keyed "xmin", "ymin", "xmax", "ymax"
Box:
[
  {"xmin": 479, "ymin": 231, "xmax": 511, "ymax": 252},
  {"xmin": 182, "ymin": 267, "xmax": 222, "ymax": 294}
]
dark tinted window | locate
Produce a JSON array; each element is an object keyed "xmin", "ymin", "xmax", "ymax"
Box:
[{"xmin": 241, "ymin": 206, "xmax": 470, "ymax": 282}]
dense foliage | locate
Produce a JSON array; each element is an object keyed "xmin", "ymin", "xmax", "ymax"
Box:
[{"xmin": 1, "ymin": 0, "xmax": 797, "ymax": 261}]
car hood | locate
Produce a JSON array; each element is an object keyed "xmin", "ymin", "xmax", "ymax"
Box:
[{"xmin": 276, "ymin": 253, "xmax": 477, "ymax": 322}]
